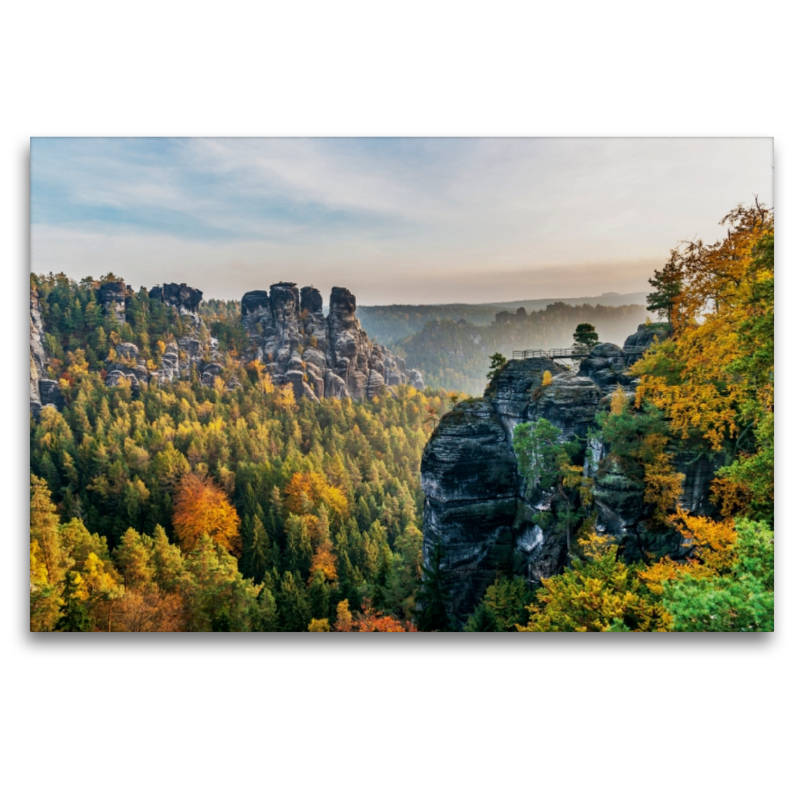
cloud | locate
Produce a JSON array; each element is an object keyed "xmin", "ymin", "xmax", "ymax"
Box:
[{"xmin": 30, "ymin": 137, "xmax": 773, "ymax": 303}]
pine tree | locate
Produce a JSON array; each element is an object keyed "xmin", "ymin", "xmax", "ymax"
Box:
[
  {"xmin": 55, "ymin": 572, "xmax": 92, "ymax": 632},
  {"xmin": 416, "ymin": 541, "xmax": 452, "ymax": 631},
  {"xmin": 464, "ymin": 603, "xmax": 499, "ymax": 632},
  {"xmin": 573, "ymin": 323, "xmax": 599, "ymax": 351},
  {"xmin": 277, "ymin": 571, "xmax": 311, "ymax": 632}
]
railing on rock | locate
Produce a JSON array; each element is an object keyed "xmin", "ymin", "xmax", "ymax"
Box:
[{"xmin": 511, "ymin": 347, "xmax": 590, "ymax": 360}]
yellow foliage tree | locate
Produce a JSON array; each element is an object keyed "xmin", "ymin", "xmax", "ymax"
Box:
[
  {"xmin": 517, "ymin": 532, "xmax": 671, "ymax": 632},
  {"xmin": 609, "ymin": 384, "xmax": 627, "ymax": 416},
  {"xmin": 309, "ymin": 539, "xmax": 338, "ymax": 583},
  {"xmin": 172, "ymin": 473, "xmax": 241, "ymax": 554},
  {"xmin": 638, "ymin": 509, "xmax": 737, "ymax": 596},
  {"xmin": 274, "ymin": 384, "xmax": 297, "ymax": 412},
  {"xmin": 284, "ymin": 471, "xmax": 348, "ymax": 519},
  {"xmin": 334, "ymin": 598, "xmax": 353, "ymax": 632},
  {"xmin": 634, "ymin": 203, "xmax": 773, "ymax": 451}
]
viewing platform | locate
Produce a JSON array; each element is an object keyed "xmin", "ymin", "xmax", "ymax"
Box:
[
  {"xmin": 511, "ymin": 347, "xmax": 589, "ymax": 360},
  {"xmin": 511, "ymin": 344, "xmax": 651, "ymax": 361}
]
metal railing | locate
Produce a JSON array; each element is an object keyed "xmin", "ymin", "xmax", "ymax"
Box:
[
  {"xmin": 511, "ymin": 343, "xmax": 654, "ymax": 360},
  {"xmin": 511, "ymin": 347, "xmax": 589, "ymax": 360}
]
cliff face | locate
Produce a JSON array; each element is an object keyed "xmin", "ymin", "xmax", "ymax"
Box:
[
  {"xmin": 30, "ymin": 287, "xmax": 65, "ymax": 413},
  {"xmin": 242, "ymin": 283, "xmax": 424, "ymax": 401},
  {"xmin": 30, "ymin": 288, "xmax": 46, "ymax": 412},
  {"xmin": 623, "ymin": 322, "xmax": 671, "ymax": 366},
  {"xmin": 420, "ymin": 335, "xmax": 720, "ymax": 624},
  {"xmin": 30, "ymin": 278, "xmax": 424, "ymax": 410},
  {"xmin": 421, "ymin": 357, "xmax": 603, "ymax": 619},
  {"xmin": 106, "ymin": 282, "xmax": 220, "ymax": 388}
]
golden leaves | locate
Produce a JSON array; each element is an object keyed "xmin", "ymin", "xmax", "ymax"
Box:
[{"xmin": 172, "ymin": 472, "xmax": 241, "ymax": 554}]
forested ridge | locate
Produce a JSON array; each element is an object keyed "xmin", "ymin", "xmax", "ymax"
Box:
[
  {"xmin": 357, "ymin": 291, "xmax": 647, "ymax": 345},
  {"xmin": 30, "ymin": 275, "xmax": 460, "ymax": 631}
]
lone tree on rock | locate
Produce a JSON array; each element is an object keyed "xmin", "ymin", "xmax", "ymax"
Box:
[
  {"xmin": 573, "ymin": 323, "xmax": 599, "ymax": 353},
  {"xmin": 486, "ymin": 352, "xmax": 507, "ymax": 382}
]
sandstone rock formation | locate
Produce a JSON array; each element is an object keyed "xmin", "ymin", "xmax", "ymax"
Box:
[
  {"xmin": 30, "ymin": 287, "xmax": 47, "ymax": 412},
  {"xmin": 241, "ymin": 282, "xmax": 424, "ymax": 401},
  {"xmin": 421, "ymin": 357, "xmax": 602, "ymax": 620},
  {"xmin": 578, "ymin": 342, "xmax": 636, "ymax": 391},
  {"xmin": 30, "ymin": 287, "xmax": 66, "ymax": 413},
  {"xmin": 622, "ymin": 322, "xmax": 671, "ymax": 366},
  {"xmin": 149, "ymin": 282, "xmax": 203, "ymax": 313},
  {"xmin": 421, "ymin": 328, "xmax": 719, "ymax": 624},
  {"xmin": 98, "ymin": 280, "xmax": 129, "ymax": 325},
  {"xmin": 31, "ymin": 276, "xmax": 419, "ymax": 405}
]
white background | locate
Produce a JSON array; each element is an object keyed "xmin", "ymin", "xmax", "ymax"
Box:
[{"xmin": 3, "ymin": 2, "xmax": 796, "ymax": 799}]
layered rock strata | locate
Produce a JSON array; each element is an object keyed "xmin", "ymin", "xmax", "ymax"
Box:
[
  {"xmin": 30, "ymin": 287, "xmax": 65, "ymax": 412},
  {"xmin": 421, "ymin": 331, "xmax": 720, "ymax": 624},
  {"xmin": 241, "ymin": 283, "xmax": 424, "ymax": 401},
  {"xmin": 622, "ymin": 322, "xmax": 671, "ymax": 366},
  {"xmin": 31, "ymin": 278, "xmax": 420, "ymax": 405}
]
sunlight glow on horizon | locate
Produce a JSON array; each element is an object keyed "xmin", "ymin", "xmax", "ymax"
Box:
[{"xmin": 30, "ymin": 137, "xmax": 773, "ymax": 305}]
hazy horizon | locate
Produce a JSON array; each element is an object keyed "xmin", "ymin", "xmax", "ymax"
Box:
[{"xmin": 30, "ymin": 137, "xmax": 772, "ymax": 305}]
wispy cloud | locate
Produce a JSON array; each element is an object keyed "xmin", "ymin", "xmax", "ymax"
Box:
[{"xmin": 30, "ymin": 137, "xmax": 773, "ymax": 304}]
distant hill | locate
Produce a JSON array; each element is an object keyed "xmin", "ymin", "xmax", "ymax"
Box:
[
  {"xmin": 358, "ymin": 292, "xmax": 647, "ymax": 344},
  {"xmin": 391, "ymin": 302, "xmax": 649, "ymax": 396}
]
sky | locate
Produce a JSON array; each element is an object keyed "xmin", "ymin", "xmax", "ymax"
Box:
[{"xmin": 30, "ymin": 137, "xmax": 773, "ymax": 305}]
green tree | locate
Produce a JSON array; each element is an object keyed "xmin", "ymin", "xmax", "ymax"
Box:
[
  {"xmin": 646, "ymin": 260, "xmax": 683, "ymax": 328},
  {"xmin": 473, "ymin": 576, "xmax": 533, "ymax": 631},
  {"xmin": 663, "ymin": 519, "xmax": 773, "ymax": 632},
  {"xmin": 486, "ymin": 352, "xmax": 507, "ymax": 382},
  {"xmin": 55, "ymin": 572, "xmax": 92, "ymax": 632},
  {"xmin": 513, "ymin": 418, "xmax": 591, "ymax": 553},
  {"xmin": 277, "ymin": 571, "xmax": 311, "ymax": 632},
  {"xmin": 416, "ymin": 541, "xmax": 452, "ymax": 631},
  {"xmin": 464, "ymin": 603, "xmax": 499, "ymax": 632},
  {"xmin": 114, "ymin": 527, "xmax": 155, "ymax": 589},
  {"xmin": 572, "ymin": 323, "xmax": 599, "ymax": 352}
]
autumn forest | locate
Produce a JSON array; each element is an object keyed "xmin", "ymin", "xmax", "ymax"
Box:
[{"xmin": 29, "ymin": 203, "xmax": 774, "ymax": 632}]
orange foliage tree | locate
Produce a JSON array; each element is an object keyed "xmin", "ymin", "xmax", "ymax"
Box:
[
  {"xmin": 352, "ymin": 603, "xmax": 418, "ymax": 632},
  {"xmin": 172, "ymin": 473, "xmax": 241, "ymax": 555}
]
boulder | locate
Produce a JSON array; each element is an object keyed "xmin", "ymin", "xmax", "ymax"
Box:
[
  {"xmin": 623, "ymin": 323, "xmax": 671, "ymax": 366},
  {"xmin": 115, "ymin": 342, "xmax": 139, "ymax": 360},
  {"xmin": 39, "ymin": 379, "xmax": 65, "ymax": 410},
  {"xmin": 578, "ymin": 342, "xmax": 634, "ymax": 390}
]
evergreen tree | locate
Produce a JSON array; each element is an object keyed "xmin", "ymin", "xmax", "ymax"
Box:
[
  {"xmin": 277, "ymin": 571, "xmax": 311, "ymax": 632},
  {"xmin": 486, "ymin": 352, "xmax": 507, "ymax": 382},
  {"xmin": 55, "ymin": 572, "xmax": 92, "ymax": 632},
  {"xmin": 416, "ymin": 541, "xmax": 452, "ymax": 631},
  {"xmin": 464, "ymin": 603, "xmax": 499, "ymax": 632},
  {"xmin": 572, "ymin": 322, "xmax": 599, "ymax": 352}
]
